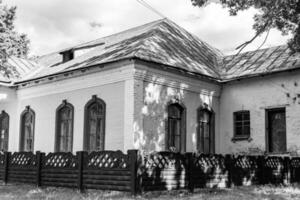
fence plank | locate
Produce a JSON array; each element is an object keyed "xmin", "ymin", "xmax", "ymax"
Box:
[
  {"xmin": 3, "ymin": 152, "xmax": 10, "ymax": 184},
  {"xmin": 128, "ymin": 149, "xmax": 138, "ymax": 195},
  {"xmin": 185, "ymin": 153, "xmax": 194, "ymax": 192},
  {"xmin": 284, "ymin": 157, "xmax": 291, "ymax": 185},
  {"xmin": 36, "ymin": 151, "xmax": 44, "ymax": 187},
  {"xmin": 225, "ymin": 154, "xmax": 233, "ymax": 188},
  {"xmin": 76, "ymin": 151, "xmax": 84, "ymax": 192}
]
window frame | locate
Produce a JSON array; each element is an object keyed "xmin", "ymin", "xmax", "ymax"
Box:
[
  {"xmin": 165, "ymin": 102, "xmax": 186, "ymax": 153},
  {"xmin": 55, "ymin": 100, "xmax": 74, "ymax": 152},
  {"xmin": 19, "ymin": 106, "xmax": 35, "ymax": 152},
  {"xmin": 83, "ymin": 95, "xmax": 106, "ymax": 152},
  {"xmin": 232, "ymin": 110, "xmax": 251, "ymax": 141},
  {"xmin": 0, "ymin": 110, "xmax": 9, "ymax": 151},
  {"xmin": 197, "ymin": 107, "xmax": 215, "ymax": 154}
]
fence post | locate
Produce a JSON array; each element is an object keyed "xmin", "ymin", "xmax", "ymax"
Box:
[
  {"xmin": 128, "ymin": 149, "xmax": 138, "ymax": 195},
  {"xmin": 284, "ymin": 157, "xmax": 291, "ymax": 185},
  {"xmin": 77, "ymin": 151, "xmax": 85, "ymax": 192},
  {"xmin": 225, "ymin": 154, "xmax": 233, "ymax": 188},
  {"xmin": 185, "ymin": 152, "xmax": 194, "ymax": 192},
  {"xmin": 3, "ymin": 151, "xmax": 10, "ymax": 184},
  {"xmin": 257, "ymin": 156, "xmax": 265, "ymax": 185},
  {"xmin": 36, "ymin": 151, "xmax": 44, "ymax": 187}
]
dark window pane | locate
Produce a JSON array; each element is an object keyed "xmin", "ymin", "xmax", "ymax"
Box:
[
  {"xmin": 0, "ymin": 113, "xmax": 9, "ymax": 151},
  {"xmin": 234, "ymin": 111, "xmax": 250, "ymax": 138},
  {"xmin": 86, "ymin": 99, "xmax": 105, "ymax": 152},
  {"xmin": 235, "ymin": 126, "xmax": 243, "ymax": 136},
  {"xmin": 57, "ymin": 105, "xmax": 73, "ymax": 152},
  {"xmin": 244, "ymin": 121, "xmax": 250, "ymax": 126},
  {"xmin": 243, "ymin": 125, "xmax": 250, "ymax": 136},
  {"xmin": 168, "ymin": 104, "xmax": 182, "ymax": 119},
  {"xmin": 21, "ymin": 109, "xmax": 35, "ymax": 152},
  {"xmin": 235, "ymin": 113, "xmax": 243, "ymax": 121},
  {"xmin": 243, "ymin": 112, "xmax": 250, "ymax": 120},
  {"xmin": 168, "ymin": 103, "xmax": 184, "ymax": 152},
  {"xmin": 235, "ymin": 121, "xmax": 243, "ymax": 126},
  {"xmin": 198, "ymin": 109, "xmax": 213, "ymax": 153}
]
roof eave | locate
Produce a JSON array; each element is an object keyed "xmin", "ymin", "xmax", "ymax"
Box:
[
  {"xmin": 221, "ymin": 67, "xmax": 300, "ymax": 83},
  {"xmin": 14, "ymin": 56, "xmax": 222, "ymax": 86}
]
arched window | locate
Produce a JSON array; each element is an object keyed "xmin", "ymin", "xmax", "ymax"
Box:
[
  {"xmin": 83, "ymin": 95, "xmax": 106, "ymax": 152},
  {"xmin": 20, "ymin": 106, "xmax": 35, "ymax": 152},
  {"xmin": 197, "ymin": 108, "xmax": 214, "ymax": 154},
  {"xmin": 0, "ymin": 111, "xmax": 9, "ymax": 151},
  {"xmin": 166, "ymin": 103, "xmax": 186, "ymax": 152},
  {"xmin": 55, "ymin": 100, "xmax": 74, "ymax": 152}
]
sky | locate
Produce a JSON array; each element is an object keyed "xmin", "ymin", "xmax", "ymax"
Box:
[{"xmin": 4, "ymin": 0, "xmax": 291, "ymax": 56}]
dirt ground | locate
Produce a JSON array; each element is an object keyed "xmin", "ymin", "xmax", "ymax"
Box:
[{"xmin": 0, "ymin": 183, "xmax": 300, "ymax": 200}]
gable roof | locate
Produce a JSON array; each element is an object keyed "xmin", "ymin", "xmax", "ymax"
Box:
[{"xmin": 2, "ymin": 19, "xmax": 300, "ymax": 86}]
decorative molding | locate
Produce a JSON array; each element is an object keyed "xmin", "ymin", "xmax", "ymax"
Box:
[
  {"xmin": 16, "ymin": 59, "xmax": 134, "ymax": 89},
  {"xmin": 62, "ymin": 99, "xmax": 67, "ymax": 106},
  {"xmin": 134, "ymin": 67, "xmax": 220, "ymax": 97},
  {"xmin": 17, "ymin": 64, "xmax": 135, "ymax": 100},
  {"xmin": 231, "ymin": 136, "xmax": 253, "ymax": 143},
  {"xmin": 259, "ymin": 104, "xmax": 290, "ymax": 110}
]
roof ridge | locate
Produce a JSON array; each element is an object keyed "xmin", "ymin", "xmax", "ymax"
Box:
[
  {"xmin": 38, "ymin": 18, "xmax": 168, "ymax": 58},
  {"xmin": 164, "ymin": 19, "xmax": 224, "ymax": 57}
]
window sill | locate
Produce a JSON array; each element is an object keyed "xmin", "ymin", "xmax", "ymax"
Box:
[
  {"xmin": 231, "ymin": 136, "xmax": 252, "ymax": 143},
  {"xmin": 265, "ymin": 152, "xmax": 290, "ymax": 156}
]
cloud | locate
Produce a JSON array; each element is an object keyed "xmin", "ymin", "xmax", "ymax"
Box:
[
  {"xmin": 4, "ymin": 0, "xmax": 290, "ymax": 56},
  {"xmin": 89, "ymin": 21, "xmax": 102, "ymax": 29}
]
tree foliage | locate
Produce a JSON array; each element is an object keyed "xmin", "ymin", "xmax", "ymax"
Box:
[
  {"xmin": 191, "ymin": 0, "xmax": 300, "ymax": 53},
  {"xmin": 0, "ymin": 0, "xmax": 29, "ymax": 78}
]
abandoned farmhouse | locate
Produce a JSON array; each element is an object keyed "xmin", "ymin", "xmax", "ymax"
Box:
[{"xmin": 0, "ymin": 19, "xmax": 299, "ymax": 155}]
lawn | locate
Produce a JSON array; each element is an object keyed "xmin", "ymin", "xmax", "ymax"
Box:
[{"xmin": 0, "ymin": 183, "xmax": 300, "ymax": 200}]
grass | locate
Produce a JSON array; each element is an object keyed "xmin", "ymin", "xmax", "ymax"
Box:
[{"xmin": 0, "ymin": 183, "xmax": 300, "ymax": 199}]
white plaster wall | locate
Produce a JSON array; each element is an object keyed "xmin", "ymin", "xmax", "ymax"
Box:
[
  {"xmin": 0, "ymin": 86, "xmax": 18, "ymax": 151},
  {"xmin": 220, "ymin": 71, "xmax": 300, "ymax": 154},
  {"xmin": 133, "ymin": 63, "xmax": 221, "ymax": 153},
  {"xmin": 0, "ymin": 62, "xmax": 135, "ymax": 153}
]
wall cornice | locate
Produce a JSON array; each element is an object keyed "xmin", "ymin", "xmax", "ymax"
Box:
[
  {"xmin": 134, "ymin": 64, "xmax": 221, "ymax": 97},
  {"xmin": 17, "ymin": 63, "xmax": 135, "ymax": 100}
]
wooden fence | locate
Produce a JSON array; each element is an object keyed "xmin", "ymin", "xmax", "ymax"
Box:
[
  {"xmin": 0, "ymin": 150, "xmax": 138, "ymax": 194},
  {"xmin": 1, "ymin": 150, "xmax": 300, "ymax": 194},
  {"xmin": 140, "ymin": 152, "xmax": 300, "ymax": 192}
]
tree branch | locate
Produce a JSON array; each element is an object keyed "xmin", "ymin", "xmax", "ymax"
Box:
[{"xmin": 235, "ymin": 19, "xmax": 271, "ymax": 55}]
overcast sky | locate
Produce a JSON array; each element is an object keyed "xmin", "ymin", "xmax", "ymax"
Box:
[{"xmin": 4, "ymin": 0, "xmax": 291, "ymax": 56}]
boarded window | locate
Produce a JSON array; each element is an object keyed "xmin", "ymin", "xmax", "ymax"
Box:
[
  {"xmin": 20, "ymin": 107, "xmax": 35, "ymax": 152},
  {"xmin": 167, "ymin": 103, "xmax": 185, "ymax": 152},
  {"xmin": 197, "ymin": 108, "xmax": 214, "ymax": 153},
  {"xmin": 55, "ymin": 101, "xmax": 74, "ymax": 152},
  {"xmin": 234, "ymin": 111, "xmax": 250, "ymax": 138},
  {"xmin": 0, "ymin": 111, "xmax": 9, "ymax": 151},
  {"xmin": 84, "ymin": 96, "xmax": 106, "ymax": 152}
]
